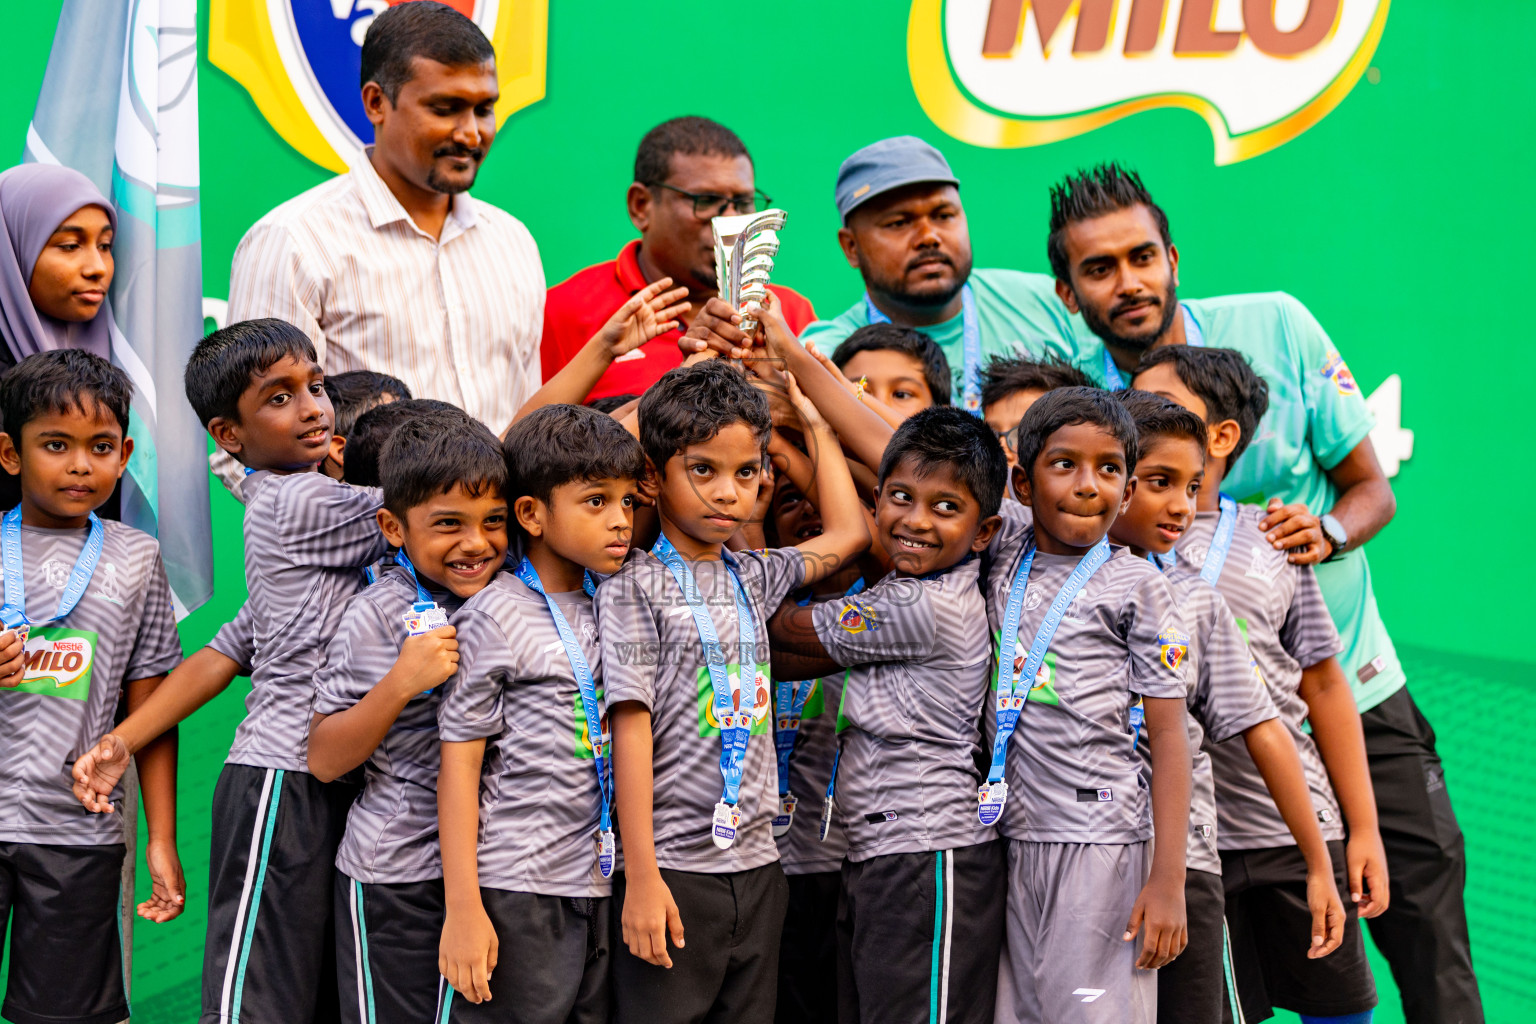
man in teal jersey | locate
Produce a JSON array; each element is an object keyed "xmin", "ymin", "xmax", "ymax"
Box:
[
  {"xmin": 796, "ymin": 137, "xmax": 1082, "ymax": 409},
  {"xmin": 1045, "ymin": 162, "xmax": 1481, "ymax": 1024}
]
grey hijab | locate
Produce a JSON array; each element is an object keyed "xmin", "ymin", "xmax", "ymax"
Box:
[{"xmin": 0, "ymin": 163, "xmax": 116, "ymax": 365}]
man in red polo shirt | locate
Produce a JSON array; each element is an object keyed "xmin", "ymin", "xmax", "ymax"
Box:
[{"xmin": 541, "ymin": 116, "xmax": 816, "ymax": 401}]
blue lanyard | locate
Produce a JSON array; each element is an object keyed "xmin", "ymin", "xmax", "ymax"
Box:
[
  {"xmin": 1181, "ymin": 304, "xmax": 1204, "ymax": 347},
  {"xmin": 1101, "ymin": 347, "xmax": 1127, "ymax": 391},
  {"xmin": 1199, "ymin": 494, "xmax": 1239, "ymax": 587},
  {"xmin": 865, "ymin": 283, "xmax": 982, "ymax": 415},
  {"xmin": 391, "ymin": 548, "xmax": 434, "ymax": 605},
  {"xmin": 513, "ymin": 557, "xmax": 615, "ymax": 877},
  {"xmin": 773, "ymin": 578, "xmax": 864, "ymax": 824},
  {"xmin": 651, "ymin": 533, "xmax": 757, "ymax": 846},
  {"xmin": 1147, "ymin": 548, "xmax": 1177, "ymax": 573},
  {"xmin": 980, "ymin": 536, "xmax": 1112, "ymax": 825},
  {"xmin": 0, "ymin": 507, "xmax": 105, "ymax": 631}
]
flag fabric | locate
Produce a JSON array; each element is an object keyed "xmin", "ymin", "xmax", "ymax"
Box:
[{"xmin": 23, "ymin": 0, "xmax": 212, "ymax": 613}]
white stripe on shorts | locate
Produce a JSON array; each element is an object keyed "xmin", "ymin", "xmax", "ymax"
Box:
[{"xmin": 220, "ymin": 768, "xmax": 277, "ymax": 1016}]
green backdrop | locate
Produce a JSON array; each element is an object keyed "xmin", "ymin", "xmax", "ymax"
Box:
[{"xmin": 3, "ymin": 2, "xmax": 1533, "ymax": 1021}]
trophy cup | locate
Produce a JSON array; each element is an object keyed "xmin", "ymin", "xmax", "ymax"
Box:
[{"xmin": 712, "ymin": 208, "xmax": 788, "ymax": 335}]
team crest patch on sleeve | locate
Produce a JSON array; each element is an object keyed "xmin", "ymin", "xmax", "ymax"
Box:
[
  {"xmin": 1320, "ymin": 352, "xmax": 1360, "ymax": 396},
  {"xmin": 1157, "ymin": 628, "xmax": 1190, "ymax": 672},
  {"xmin": 838, "ymin": 599, "xmax": 876, "ymax": 634}
]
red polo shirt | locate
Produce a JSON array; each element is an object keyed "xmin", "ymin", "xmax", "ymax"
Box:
[{"xmin": 540, "ymin": 239, "xmax": 817, "ymax": 401}]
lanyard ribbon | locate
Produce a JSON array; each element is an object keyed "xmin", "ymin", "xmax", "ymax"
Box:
[
  {"xmin": 772, "ymin": 577, "xmax": 865, "ymax": 837},
  {"xmin": 0, "ymin": 506, "xmax": 104, "ymax": 633},
  {"xmin": 1097, "ymin": 304, "xmax": 1203, "ymax": 392},
  {"xmin": 865, "ymin": 283, "xmax": 981, "ymax": 414},
  {"xmin": 652, "ymin": 533, "xmax": 757, "ymax": 850},
  {"xmin": 513, "ymin": 557, "xmax": 616, "ymax": 877},
  {"xmin": 979, "ymin": 537, "xmax": 1112, "ymax": 825},
  {"xmin": 1199, "ymin": 494, "xmax": 1238, "ymax": 587},
  {"xmin": 393, "ymin": 548, "xmax": 449, "ymax": 636}
]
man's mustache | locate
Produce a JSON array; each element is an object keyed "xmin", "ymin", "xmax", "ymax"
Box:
[
  {"xmin": 433, "ymin": 144, "xmax": 484, "ymax": 162},
  {"xmin": 905, "ymin": 252, "xmax": 953, "ymax": 273},
  {"xmin": 1111, "ymin": 294, "xmax": 1160, "ymax": 318}
]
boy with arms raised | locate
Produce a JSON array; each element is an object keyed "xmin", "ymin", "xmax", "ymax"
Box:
[
  {"xmin": 307, "ymin": 418, "xmax": 508, "ymax": 1024},
  {"xmin": 435, "ymin": 404, "xmax": 645, "ymax": 1021},
  {"xmin": 768, "ymin": 405, "xmax": 1006, "ymax": 1024},
  {"xmin": 597, "ymin": 359, "xmax": 868, "ymax": 1024},
  {"xmin": 1110, "ymin": 389, "xmax": 1345, "ymax": 1023},
  {"xmin": 0, "ymin": 350, "xmax": 185, "ymax": 1024},
  {"xmin": 1134, "ymin": 346, "xmax": 1386, "ymax": 1024},
  {"xmin": 986, "ymin": 386, "xmax": 1191, "ymax": 1024}
]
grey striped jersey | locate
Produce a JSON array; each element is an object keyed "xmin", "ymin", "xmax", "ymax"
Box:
[
  {"xmin": 596, "ymin": 546, "xmax": 805, "ymax": 874},
  {"xmin": 231, "ymin": 471, "xmax": 387, "ymax": 773},
  {"xmin": 1174, "ymin": 503, "xmax": 1346, "ymax": 848},
  {"xmin": 439, "ymin": 572, "xmax": 611, "ymax": 897},
  {"xmin": 984, "ymin": 513, "xmax": 1190, "ymax": 844},
  {"xmin": 313, "ymin": 567, "xmax": 462, "ymax": 884},
  {"xmin": 810, "ymin": 558, "xmax": 995, "ymax": 862},
  {"xmin": 774, "ymin": 666, "xmax": 848, "ymax": 874},
  {"xmin": 208, "ymin": 601, "xmax": 254, "ymax": 675},
  {"xmin": 1138, "ymin": 570, "xmax": 1279, "ymax": 874},
  {"xmin": 0, "ymin": 521, "xmax": 182, "ymax": 845}
]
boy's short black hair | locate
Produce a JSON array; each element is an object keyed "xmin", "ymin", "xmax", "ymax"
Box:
[
  {"xmin": 1135, "ymin": 346, "xmax": 1270, "ymax": 465},
  {"xmin": 638, "ymin": 361, "xmax": 770, "ymax": 471},
  {"xmin": 0, "ymin": 349, "xmax": 133, "ymax": 439},
  {"xmin": 1114, "ymin": 388, "xmax": 1208, "ymax": 457},
  {"xmin": 832, "ymin": 324, "xmax": 952, "ymax": 406},
  {"xmin": 360, "ymin": 1, "xmax": 495, "ymax": 101},
  {"xmin": 1014, "ymin": 386, "xmax": 1140, "ymax": 485},
  {"xmin": 505, "ymin": 404, "xmax": 646, "ymax": 509},
  {"xmin": 324, "ymin": 370, "xmax": 413, "ymax": 439},
  {"xmin": 980, "ymin": 354, "xmax": 1093, "ymax": 409},
  {"xmin": 878, "ymin": 406, "xmax": 1007, "ymax": 520},
  {"xmin": 379, "ymin": 415, "xmax": 506, "ymax": 517},
  {"xmin": 184, "ymin": 318, "xmax": 317, "ymax": 428},
  {"xmin": 585, "ymin": 393, "xmax": 640, "ymax": 415},
  {"xmin": 1047, "ymin": 162, "xmax": 1172, "ymax": 282},
  {"xmin": 634, "ymin": 116, "xmax": 751, "ymax": 187},
  {"xmin": 344, "ymin": 398, "xmax": 470, "ymax": 488}
]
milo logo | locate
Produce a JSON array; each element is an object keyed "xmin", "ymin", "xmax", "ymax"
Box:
[{"xmin": 11, "ymin": 628, "xmax": 96, "ymax": 701}]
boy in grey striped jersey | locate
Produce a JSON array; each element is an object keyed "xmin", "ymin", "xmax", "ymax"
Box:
[
  {"xmin": 1136, "ymin": 347, "xmax": 1385, "ymax": 1024},
  {"xmin": 434, "ymin": 404, "xmax": 645, "ymax": 1022},
  {"xmin": 597, "ymin": 359, "xmax": 870, "ymax": 1024},
  {"xmin": 1110, "ymin": 390, "xmax": 1346, "ymax": 1023},
  {"xmin": 308, "ymin": 417, "xmax": 508, "ymax": 1024},
  {"xmin": 768, "ymin": 406, "xmax": 1008, "ymax": 1024}
]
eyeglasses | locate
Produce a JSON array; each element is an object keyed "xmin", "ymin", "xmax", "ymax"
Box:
[
  {"xmin": 992, "ymin": 423, "xmax": 1021, "ymax": 451},
  {"xmin": 648, "ymin": 182, "xmax": 773, "ymax": 220}
]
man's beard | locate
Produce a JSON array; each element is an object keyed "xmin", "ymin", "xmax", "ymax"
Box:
[
  {"xmin": 865, "ymin": 250, "xmax": 973, "ymax": 311},
  {"xmin": 425, "ymin": 144, "xmax": 484, "ymax": 195},
  {"xmin": 1077, "ymin": 281, "xmax": 1179, "ymax": 352}
]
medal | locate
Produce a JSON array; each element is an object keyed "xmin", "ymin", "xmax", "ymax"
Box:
[
  {"xmin": 977, "ymin": 779, "xmax": 1009, "ymax": 826},
  {"xmin": 772, "ymin": 793, "xmax": 797, "ymax": 837},
  {"xmin": 712, "ymin": 800, "xmax": 741, "ymax": 849}
]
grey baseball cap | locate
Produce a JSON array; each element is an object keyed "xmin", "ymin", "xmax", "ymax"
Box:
[{"xmin": 835, "ymin": 136, "xmax": 960, "ymax": 221}]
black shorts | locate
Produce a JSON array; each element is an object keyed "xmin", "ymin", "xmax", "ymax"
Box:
[
  {"xmin": 1221, "ymin": 840, "xmax": 1377, "ymax": 1021},
  {"xmin": 444, "ymin": 888, "xmax": 611, "ymax": 1024},
  {"xmin": 1156, "ymin": 867, "xmax": 1230, "ymax": 1024},
  {"xmin": 777, "ymin": 870, "xmax": 839, "ymax": 1024},
  {"xmin": 612, "ymin": 862, "xmax": 788, "ymax": 1024},
  {"xmin": 335, "ymin": 871, "xmax": 445, "ymax": 1024},
  {"xmin": 837, "ymin": 839, "xmax": 1005, "ymax": 1024},
  {"xmin": 0, "ymin": 841, "xmax": 127, "ymax": 1024},
  {"xmin": 201, "ymin": 764, "xmax": 359, "ymax": 1024}
]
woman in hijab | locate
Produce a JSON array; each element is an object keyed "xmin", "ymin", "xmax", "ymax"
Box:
[{"xmin": 0, "ymin": 164, "xmax": 119, "ymax": 512}]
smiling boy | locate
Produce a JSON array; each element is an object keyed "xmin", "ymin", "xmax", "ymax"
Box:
[
  {"xmin": 596, "ymin": 359, "xmax": 868, "ymax": 1024},
  {"xmin": 306, "ymin": 417, "xmax": 507, "ymax": 1024},
  {"xmin": 830, "ymin": 323, "xmax": 950, "ymax": 421},
  {"xmin": 984, "ymin": 386, "xmax": 1192, "ymax": 1024},
  {"xmin": 0, "ymin": 350, "xmax": 185, "ymax": 1024},
  {"xmin": 768, "ymin": 405, "xmax": 1006, "ymax": 1024}
]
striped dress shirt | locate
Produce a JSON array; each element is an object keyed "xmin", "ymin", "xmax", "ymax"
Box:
[{"xmin": 226, "ymin": 150, "xmax": 545, "ymax": 433}]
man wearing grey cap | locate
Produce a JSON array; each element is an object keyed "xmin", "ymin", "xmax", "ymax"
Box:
[{"xmin": 798, "ymin": 137, "xmax": 1081, "ymax": 412}]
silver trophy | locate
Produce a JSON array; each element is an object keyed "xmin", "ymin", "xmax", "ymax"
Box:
[{"xmin": 712, "ymin": 209, "xmax": 788, "ymax": 335}]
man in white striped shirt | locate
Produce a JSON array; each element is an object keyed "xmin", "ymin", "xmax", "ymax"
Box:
[{"xmin": 226, "ymin": 2, "xmax": 543, "ymax": 445}]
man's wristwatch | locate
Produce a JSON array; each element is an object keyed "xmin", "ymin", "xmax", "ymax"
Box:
[{"xmin": 1319, "ymin": 514, "xmax": 1348, "ymax": 562}]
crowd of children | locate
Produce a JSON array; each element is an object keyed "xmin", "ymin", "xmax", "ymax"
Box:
[{"xmin": 0, "ymin": 187, "xmax": 1399, "ymax": 1024}]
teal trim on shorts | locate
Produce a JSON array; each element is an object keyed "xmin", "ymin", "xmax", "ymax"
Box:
[
  {"xmin": 439, "ymin": 982, "xmax": 455, "ymax": 1023},
  {"xmin": 232, "ymin": 768, "xmax": 284, "ymax": 1023},
  {"xmin": 355, "ymin": 879, "xmax": 377, "ymax": 1023},
  {"xmin": 929, "ymin": 852, "xmax": 944, "ymax": 1023},
  {"xmin": 1222, "ymin": 919, "xmax": 1246, "ymax": 1023}
]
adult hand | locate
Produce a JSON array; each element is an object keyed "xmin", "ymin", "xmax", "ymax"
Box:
[
  {"xmin": 1260, "ymin": 498, "xmax": 1329, "ymax": 564},
  {"xmin": 678, "ymin": 297, "xmax": 753, "ymax": 361}
]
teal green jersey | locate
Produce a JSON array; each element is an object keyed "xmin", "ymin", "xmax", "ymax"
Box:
[
  {"xmin": 1079, "ymin": 292, "xmax": 1403, "ymax": 712},
  {"xmin": 798, "ymin": 268, "xmax": 1083, "ymax": 401}
]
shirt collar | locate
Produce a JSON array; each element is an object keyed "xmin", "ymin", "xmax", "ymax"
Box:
[
  {"xmin": 615, "ymin": 238, "xmax": 648, "ymax": 294},
  {"xmin": 351, "ymin": 147, "xmax": 479, "ymax": 237}
]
